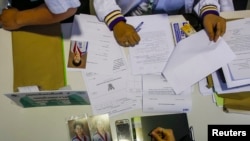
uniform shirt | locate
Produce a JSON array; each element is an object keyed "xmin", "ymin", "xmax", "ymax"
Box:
[
  {"xmin": 70, "ymin": 41, "xmax": 88, "ymax": 56},
  {"xmin": 93, "ymin": 0, "xmax": 221, "ymax": 30},
  {"xmin": 11, "ymin": 0, "xmax": 80, "ymax": 14},
  {"xmin": 72, "ymin": 135, "xmax": 90, "ymax": 141},
  {"xmin": 92, "ymin": 131, "xmax": 112, "ymax": 141},
  {"xmin": 44, "ymin": 0, "xmax": 80, "ymax": 14}
]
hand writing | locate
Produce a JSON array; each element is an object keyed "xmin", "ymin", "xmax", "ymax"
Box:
[{"xmin": 150, "ymin": 127, "xmax": 176, "ymax": 141}]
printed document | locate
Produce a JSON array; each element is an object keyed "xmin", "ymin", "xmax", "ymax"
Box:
[
  {"xmin": 72, "ymin": 14, "xmax": 139, "ymax": 116},
  {"xmin": 142, "ymin": 74, "xmax": 192, "ymax": 113},
  {"xmin": 212, "ymin": 72, "xmax": 250, "ymax": 95},
  {"xmin": 71, "ymin": 14, "xmax": 126, "ymax": 75},
  {"xmin": 222, "ymin": 18, "xmax": 250, "ymax": 88},
  {"xmin": 82, "ymin": 70, "xmax": 136, "ymax": 116},
  {"xmin": 127, "ymin": 14, "xmax": 175, "ymax": 75}
]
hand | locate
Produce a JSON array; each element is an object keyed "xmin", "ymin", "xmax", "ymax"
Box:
[
  {"xmin": 113, "ymin": 21, "xmax": 140, "ymax": 47},
  {"xmin": 203, "ymin": 14, "xmax": 226, "ymax": 42},
  {"xmin": 150, "ymin": 127, "xmax": 176, "ymax": 141},
  {"xmin": 1, "ymin": 8, "xmax": 21, "ymax": 30}
]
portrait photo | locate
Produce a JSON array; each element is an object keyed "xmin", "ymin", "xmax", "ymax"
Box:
[
  {"xmin": 68, "ymin": 116, "xmax": 91, "ymax": 141},
  {"xmin": 88, "ymin": 114, "xmax": 112, "ymax": 141},
  {"xmin": 67, "ymin": 40, "xmax": 88, "ymax": 69}
]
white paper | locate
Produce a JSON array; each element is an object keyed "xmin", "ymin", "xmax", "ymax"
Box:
[
  {"xmin": 128, "ymin": 14, "xmax": 175, "ymax": 75},
  {"xmin": 71, "ymin": 14, "xmax": 120, "ymax": 74},
  {"xmin": 126, "ymin": 56, "xmax": 143, "ymax": 110},
  {"xmin": 221, "ymin": 18, "xmax": 250, "ymax": 88},
  {"xmin": 162, "ymin": 30, "xmax": 236, "ymax": 94},
  {"xmin": 142, "ymin": 74, "xmax": 192, "ymax": 113},
  {"xmin": 198, "ymin": 78, "xmax": 214, "ymax": 96},
  {"xmin": 81, "ymin": 44, "xmax": 133, "ymax": 116},
  {"xmin": 212, "ymin": 71, "xmax": 250, "ymax": 95},
  {"xmin": 82, "ymin": 70, "xmax": 136, "ymax": 116}
]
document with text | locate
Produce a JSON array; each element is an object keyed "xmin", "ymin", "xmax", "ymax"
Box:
[
  {"xmin": 212, "ymin": 71, "xmax": 250, "ymax": 95},
  {"xmin": 71, "ymin": 14, "xmax": 127, "ymax": 75},
  {"xmin": 222, "ymin": 18, "xmax": 250, "ymax": 88},
  {"xmin": 127, "ymin": 14, "xmax": 175, "ymax": 75},
  {"xmin": 82, "ymin": 70, "xmax": 137, "ymax": 116},
  {"xmin": 142, "ymin": 74, "xmax": 192, "ymax": 113}
]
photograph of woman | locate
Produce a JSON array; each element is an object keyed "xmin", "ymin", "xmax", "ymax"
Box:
[
  {"xmin": 67, "ymin": 40, "xmax": 88, "ymax": 69},
  {"xmin": 68, "ymin": 117, "xmax": 91, "ymax": 141},
  {"xmin": 88, "ymin": 114, "xmax": 112, "ymax": 141}
]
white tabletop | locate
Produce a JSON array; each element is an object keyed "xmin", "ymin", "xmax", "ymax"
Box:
[{"xmin": 1, "ymin": 10, "xmax": 250, "ymax": 141}]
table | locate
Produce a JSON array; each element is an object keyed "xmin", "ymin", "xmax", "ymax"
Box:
[{"xmin": 1, "ymin": 10, "xmax": 250, "ymax": 141}]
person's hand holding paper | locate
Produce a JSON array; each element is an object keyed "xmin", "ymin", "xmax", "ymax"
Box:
[{"xmin": 161, "ymin": 30, "xmax": 236, "ymax": 94}]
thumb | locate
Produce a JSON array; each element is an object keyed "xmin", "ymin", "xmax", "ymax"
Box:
[{"xmin": 151, "ymin": 132, "xmax": 163, "ymax": 141}]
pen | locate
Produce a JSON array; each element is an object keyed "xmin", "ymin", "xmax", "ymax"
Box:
[{"xmin": 135, "ymin": 21, "xmax": 144, "ymax": 32}]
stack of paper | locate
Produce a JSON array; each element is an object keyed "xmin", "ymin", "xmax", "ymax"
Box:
[
  {"xmin": 70, "ymin": 14, "xmax": 194, "ymax": 115},
  {"xmin": 211, "ymin": 18, "xmax": 250, "ymax": 96},
  {"xmin": 197, "ymin": 18, "xmax": 250, "ymax": 113},
  {"xmin": 70, "ymin": 13, "xmax": 241, "ymax": 116}
]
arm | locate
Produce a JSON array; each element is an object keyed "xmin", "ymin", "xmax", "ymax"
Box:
[
  {"xmin": 94, "ymin": 0, "xmax": 140, "ymax": 47},
  {"xmin": 0, "ymin": 3, "xmax": 77, "ymax": 30},
  {"xmin": 194, "ymin": 0, "xmax": 226, "ymax": 42}
]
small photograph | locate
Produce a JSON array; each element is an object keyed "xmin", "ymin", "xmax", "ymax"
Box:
[
  {"xmin": 68, "ymin": 116, "xmax": 91, "ymax": 141},
  {"xmin": 67, "ymin": 40, "xmax": 88, "ymax": 69},
  {"xmin": 88, "ymin": 114, "xmax": 112, "ymax": 141}
]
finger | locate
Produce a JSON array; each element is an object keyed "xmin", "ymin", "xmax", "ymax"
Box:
[
  {"xmin": 207, "ymin": 29, "xmax": 214, "ymax": 41},
  {"xmin": 162, "ymin": 128, "xmax": 174, "ymax": 136},
  {"xmin": 152, "ymin": 127, "xmax": 163, "ymax": 134},
  {"xmin": 128, "ymin": 33, "xmax": 140, "ymax": 46},
  {"xmin": 124, "ymin": 41, "xmax": 130, "ymax": 47},
  {"xmin": 204, "ymin": 23, "xmax": 214, "ymax": 41},
  {"xmin": 218, "ymin": 21, "xmax": 226, "ymax": 36},
  {"xmin": 151, "ymin": 129, "xmax": 163, "ymax": 141},
  {"xmin": 117, "ymin": 37, "xmax": 129, "ymax": 47},
  {"xmin": 133, "ymin": 32, "xmax": 141, "ymax": 43},
  {"xmin": 213, "ymin": 22, "xmax": 221, "ymax": 42},
  {"xmin": 117, "ymin": 40, "xmax": 127, "ymax": 47},
  {"xmin": 162, "ymin": 129, "xmax": 176, "ymax": 141}
]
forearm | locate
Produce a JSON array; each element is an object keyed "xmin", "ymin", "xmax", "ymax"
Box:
[
  {"xmin": 94, "ymin": 0, "xmax": 126, "ymax": 31},
  {"xmin": 194, "ymin": 0, "xmax": 220, "ymax": 18},
  {"xmin": 94, "ymin": 0, "xmax": 121, "ymax": 21},
  {"xmin": 15, "ymin": 4, "xmax": 77, "ymax": 27}
]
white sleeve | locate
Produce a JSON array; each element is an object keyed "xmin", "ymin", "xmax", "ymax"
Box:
[
  {"xmin": 94, "ymin": 0, "xmax": 121, "ymax": 21},
  {"xmin": 219, "ymin": 0, "xmax": 234, "ymax": 11},
  {"xmin": 44, "ymin": 0, "xmax": 81, "ymax": 14},
  {"xmin": 194, "ymin": 0, "xmax": 220, "ymax": 16}
]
